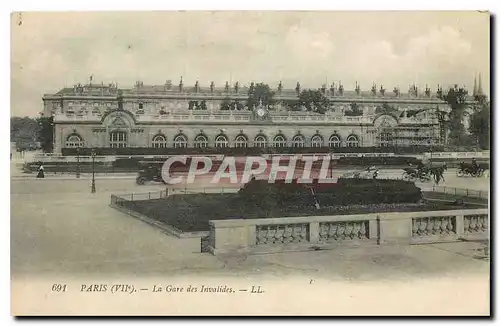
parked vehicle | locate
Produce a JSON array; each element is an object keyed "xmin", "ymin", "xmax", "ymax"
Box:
[{"xmin": 136, "ymin": 161, "xmax": 165, "ymax": 185}]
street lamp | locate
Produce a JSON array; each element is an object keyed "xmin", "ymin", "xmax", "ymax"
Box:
[
  {"xmin": 91, "ymin": 149, "xmax": 96, "ymax": 193},
  {"xmin": 76, "ymin": 147, "xmax": 81, "ymax": 178}
]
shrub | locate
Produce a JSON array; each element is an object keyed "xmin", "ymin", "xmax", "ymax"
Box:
[
  {"xmin": 316, "ymin": 178, "xmax": 422, "ymax": 205},
  {"xmin": 239, "ymin": 178, "xmax": 422, "ymax": 208}
]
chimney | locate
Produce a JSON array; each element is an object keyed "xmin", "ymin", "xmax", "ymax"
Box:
[
  {"xmin": 478, "ymin": 73, "xmax": 483, "ymax": 95},
  {"xmin": 473, "ymin": 74, "xmax": 478, "ymax": 96}
]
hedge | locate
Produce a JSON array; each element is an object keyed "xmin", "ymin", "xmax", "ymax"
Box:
[
  {"xmin": 315, "ymin": 178, "xmax": 422, "ymax": 206},
  {"xmin": 238, "ymin": 178, "xmax": 422, "ymax": 208}
]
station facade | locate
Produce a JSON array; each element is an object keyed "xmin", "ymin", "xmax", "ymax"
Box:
[{"xmin": 42, "ymin": 80, "xmax": 462, "ymax": 154}]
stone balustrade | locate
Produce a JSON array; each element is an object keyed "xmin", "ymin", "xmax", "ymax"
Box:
[
  {"xmin": 53, "ymin": 111, "xmax": 436, "ymax": 125},
  {"xmin": 422, "ymin": 151, "xmax": 490, "ymax": 159},
  {"xmin": 207, "ymin": 208, "xmax": 488, "ymax": 255}
]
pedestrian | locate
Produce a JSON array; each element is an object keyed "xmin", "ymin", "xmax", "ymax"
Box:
[
  {"xmin": 36, "ymin": 164, "xmax": 45, "ymax": 178},
  {"xmin": 435, "ymin": 171, "xmax": 441, "ymax": 185}
]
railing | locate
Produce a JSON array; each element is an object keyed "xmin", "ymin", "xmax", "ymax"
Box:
[
  {"xmin": 423, "ymin": 151, "xmax": 490, "ymax": 159},
  {"xmin": 431, "ymin": 185, "xmax": 489, "ymax": 200},
  {"xmin": 53, "ymin": 111, "xmax": 437, "ymax": 125},
  {"xmin": 463, "ymin": 214, "xmax": 488, "ymax": 235},
  {"xmin": 207, "ymin": 208, "xmax": 489, "ymax": 255},
  {"xmin": 111, "ymin": 188, "xmax": 238, "ymax": 207},
  {"xmin": 30, "ymin": 154, "xmax": 112, "ymax": 163},
  {"xmin": 111, "ymin": 190, "xmax": 169, "ymax": 203}
]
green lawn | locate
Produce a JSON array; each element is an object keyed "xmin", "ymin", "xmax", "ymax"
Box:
[{"xmin": 120, "ymin": 193, "xmax": 483, "ymax": 233}]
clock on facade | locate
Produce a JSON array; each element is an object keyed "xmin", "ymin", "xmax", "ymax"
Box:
[{"xmin": 257, "ymin": 108, "xmax": 267, "ymax": 117}]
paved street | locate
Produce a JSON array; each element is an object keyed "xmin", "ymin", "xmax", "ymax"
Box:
[{"xmin": 10, "ymin": 166, "xmax": 490, "ymax": 315}]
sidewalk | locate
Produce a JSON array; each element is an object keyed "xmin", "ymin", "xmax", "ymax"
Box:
[{"xmin": 11, "ymin": 173, "xmax": 137, "ymax": 180}]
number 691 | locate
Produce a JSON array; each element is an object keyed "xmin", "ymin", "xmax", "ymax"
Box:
[{"xmin": 51, "ymin": 284, "xmax": 67, "ymax": 292}]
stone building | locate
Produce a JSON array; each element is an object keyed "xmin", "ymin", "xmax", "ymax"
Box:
[{"xmin": 42, "ymin": 79, "xmax": 473, "ymax": 154}]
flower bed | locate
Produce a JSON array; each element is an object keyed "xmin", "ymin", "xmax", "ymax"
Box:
[{"xmin": 118, "ymin": 192, "xmax": 481, "ymax": 233}]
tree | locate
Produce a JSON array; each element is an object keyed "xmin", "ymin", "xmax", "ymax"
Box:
[
  {"xmin": 198, "ymin": 100, "xmax": 208, "ymax": 110},
  {"xmin": 11, "ymin": 116, "xmax": 39, "ymax": 149},
  {"xmin": 443, "ymin": 85, "xmax": 469, "ymax": 146},
  {"xmin": 36, "ymin": 116, "xmax": 54, "ymax": 152},
  {"xmin": 375, "ymin": 102, "xmax": 397, "ymax": 114},
  {"xmin": 469, "ymin": 96, "xmax": 490, "ymax": 150},
  {"xmin": 247, "ymin": 83, "xmax": 274, "ymax": 109},
  {"xmin": 230, "ymin": 101, "xmax": 245, "ymax": 111},
  {"xmin": 220, "ymin": 98, "xmax": 232, "ymax": 110},
  {"xmin": 344, "ymin": 102, "xmax": 363, "ymax": 116},
  {"xmin": 298, "ymin": 89, "xmax": 329, "ymax": 114}
]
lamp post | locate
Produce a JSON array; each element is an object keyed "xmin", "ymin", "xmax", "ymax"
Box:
[
  {"xmin": 76, "ymin": 147, "xmax": 81, "ymax": 178},
  {"xmin": 91, "ymin": 149, "xmax": 96, "ymax": 193}
]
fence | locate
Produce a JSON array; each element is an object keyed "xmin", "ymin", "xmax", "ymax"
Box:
[
  {"xmin": 110, "ymin": 189, "xmax": 223, "ymax": 239},
  {"xmin": 431, "ymin": 185, "xmax": 489, "ymax": 200},
  {"xmin": 110, "ymin": 191, "xmax": 169, "ymax": 228},
  {"xmin": 111, "ymin": 190, "xmax": 169, "ymax": 203}
]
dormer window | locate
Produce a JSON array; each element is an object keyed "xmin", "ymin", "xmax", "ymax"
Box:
[{"xmin": 139, "ymin": 103, "xmax": 144, "ymax": 110}]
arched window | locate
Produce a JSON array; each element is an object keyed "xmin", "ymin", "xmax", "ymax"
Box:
[
  {"xmin": 254, "ymin": 135, "xmax": 267, "ymax": 148},
  {"xmin": 215, "ymin": 135, "xmax": 229, "ymax": 148},
  {"xmin": 152, "ymin": 134, "xmax": 167, "ymax": 148},
  {"xmin": 311, "ymin": 135, "xmax": 323, "ymax": 148},
  {"xmin": 194, "ymin": 134, "xmax": 208, "ymax": 148},
  {"xmin": 292, "ymin": 134, "xmax": 305, "ymax": 148},
  {"xmin": 346, "ymin": 134, "xmax": 360, "ymax": 147},
  {"xmin": 173, "ymin": 134, "xmax": 188, "ymax": 148},
  {"xmin": 66, "ymin": 134, "xmax": 84, "ymax": 148},
  {"xmin": 234, "ymin": 134, "xmax": 248, "ymax": 148},
  {"xmin": 328, "ymin": 134, "xmax": 342, "ymax": 148},
  {"xmin": 273, "ymin": 134, "xmax": 287, "ymax": 148},
  {"xmin": 109, "ymin": 131, "xmax": 127, "ymax": 148}
]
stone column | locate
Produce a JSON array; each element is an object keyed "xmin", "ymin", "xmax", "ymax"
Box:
[
  {"xmin": 309, "ymin": 222, "xmax": 319, "ymax": 244},
  {"xmin": 369, "ymin": 219, "xmax": 379, "ymax": 241},
  {"xmin": 377, "ymin": 214, "xmax": 413, "ymax": 245},
  {"xmin": 455, "ymin": 215, "xmax": 464, "ymax": 238}
]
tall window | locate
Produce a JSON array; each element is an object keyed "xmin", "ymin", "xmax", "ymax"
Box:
[
  {"xmin": 66, "ymin": 134, "xmax": 84, "ymax": 148},
  {"xmin": 152, "ymin": 134, "xmax": 167, "ymax": 148},
  {"xmin": 109, "ymin": 131, "xmax": 128, "ymax": 148},
  {"xmin": 273, "ymin": 135, "xmax": 287, "ymax": 148},
  {"xmin": 194, "ymin": 134, "xmax": 208, "ymax": 148},
  {"xmin": 173, "ymin": 134, "xmax": 188, "ymax": 148},
  {"xmin": 292, "ymin": 135, "xmax": 305, "ymax": 148},
  {"xmin": 254, "ymin": 135, "xmax": 267, "ymax": 148},
  {"xmin": 311, "ymin": 135, "xmax": 323, "ymax": 148},
  {"xmin": 234, "ymin": 135, "xmax": 248, "ymax": 148},
  {"xmin": 215, "ymin": 135, "xmax": 229, "ymax": 148},
  {"xmin": 328, "ymin": 135, "xmax": 342, "ymax": 148},
  {"xmin": 346, "ymin": 134, "xmax": 360, "ymax": 147},
  {"xmin": 378, "ymin": 130, "xmax": 394, "ymax": 147}
]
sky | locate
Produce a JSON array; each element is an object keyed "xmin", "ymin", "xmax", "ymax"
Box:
[{"xmin": 11, "ymin": 11, "xmax": 490, "ymax": 117}]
